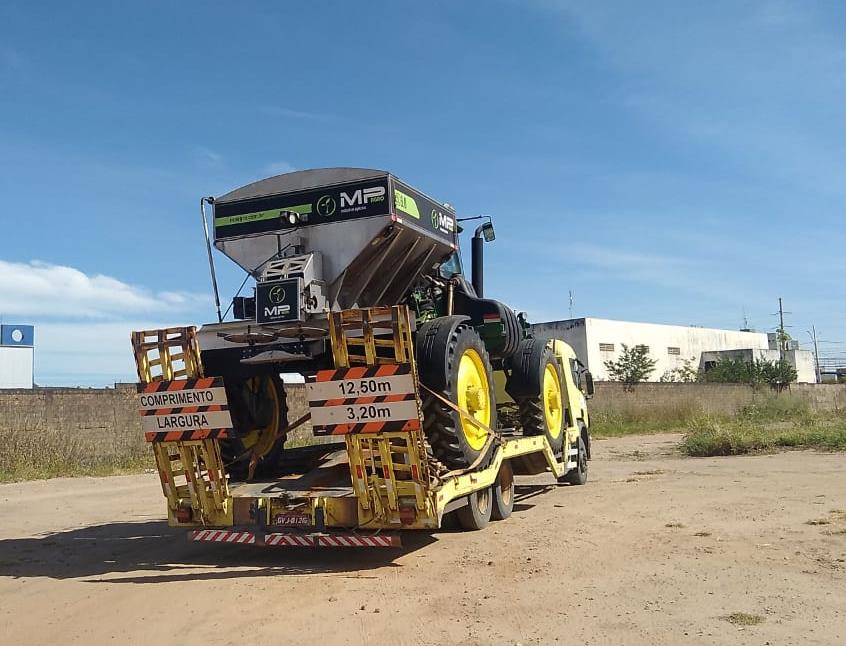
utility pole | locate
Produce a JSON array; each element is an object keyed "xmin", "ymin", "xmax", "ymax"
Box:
[
  {"xmin": 810, "ymin": 325, "xmax": 821, "ymax": 384},
  {"xmin": 773, "ymin": 297, "xmax": 792, "ymax": 360},
  {"xmin": 778, "ymin": 297, "xmax": 786, "ymax": 359},
  {"xmin": 569, "ymin": 290, "xmax": 574, "ymax": 319}
]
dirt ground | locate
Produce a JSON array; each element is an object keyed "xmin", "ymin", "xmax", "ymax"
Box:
[{"xmin": 1, "ymin": 434, "xmax": 844, "ymax": 646}]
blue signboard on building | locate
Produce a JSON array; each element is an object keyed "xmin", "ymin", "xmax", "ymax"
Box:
[{"xmin": 0, "ymin": 325, "xmax": 35, "ymax": 347}]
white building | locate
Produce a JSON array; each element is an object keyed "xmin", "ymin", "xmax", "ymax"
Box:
[
  {"xmin": 532, "ymin": 318, "xmax": 817, "ymax": 383},
  {"xmin": 0, "ymin": 324, "xmax": 35, "ymax": 389}
]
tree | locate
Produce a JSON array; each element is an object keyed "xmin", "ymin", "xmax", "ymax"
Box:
[
  {"xmin": 660, "ymin": 357, "xmax": 698, "ymax": 383},
  {"xmin": 604, "ymin": 344, "xmax": 657, "ymax": 389},
  {"xmin": 701, "ymin": 357, "xmax": 797, "ymax": 387}
]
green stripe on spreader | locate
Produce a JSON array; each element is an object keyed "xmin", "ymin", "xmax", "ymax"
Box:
[
  {"xmin": 215, "ymin": 203, "xmax": 312, "ymax": 227},
  {"xmin": 393, "ymin": 189, "xmax": 420, "ymax": 219}
]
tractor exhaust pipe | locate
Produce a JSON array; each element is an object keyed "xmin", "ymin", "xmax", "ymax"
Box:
[
  {"xmin": 471, "ymin": 220, "xmax": 495, "ymax": 298},
  {"xmin": 472, "ymin": 229, "xmax": 484, "ymax": 297}
]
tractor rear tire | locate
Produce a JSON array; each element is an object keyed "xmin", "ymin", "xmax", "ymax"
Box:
[
  {"xmin": 220, "ymin": 374, "xmax": 288, "ymax": 478},
  {"xmin": 507, "ymin": 340, "xmax": 566, "ymax": 454},
  {"xmin": 457, "ymin": 487, "xmax": 493, "ymax": 530},
  {"xmin": 417, "ymin": 318, "xmax": 497, "ymax": 469}
]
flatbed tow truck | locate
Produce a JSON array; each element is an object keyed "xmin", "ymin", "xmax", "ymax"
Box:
[{"xmin": 131, "ymin": 169, "xmax": 592, "ymax": 548}]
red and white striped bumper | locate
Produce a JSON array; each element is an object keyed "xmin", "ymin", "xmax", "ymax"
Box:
[
  {"xmin": 189, "ymin": 530, "xmax": 400, "ymax": 548},
  {"xmin": 189, "ymin": 530, "xmax": 256, "ymax": 544}
]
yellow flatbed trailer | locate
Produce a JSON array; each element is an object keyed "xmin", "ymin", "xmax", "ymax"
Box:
[{"xmin": 132, "ymin": 306, "xmax": 587, "ymax": 548}]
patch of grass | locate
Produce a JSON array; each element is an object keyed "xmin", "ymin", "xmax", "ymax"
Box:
[
  {"xmin": 693, "ymin": 531, "xmax": 712, "ymax": 537},
  {"xmin": 593, "ymin": 395, "xmax": 831, "ymax": 441},
  {"xmin": 722, "ymin": 612, "xmax": 764, "ymax": 626},
  {"xmin": 591, "ymin": 400, "xmax": 704, "ymax": 437},
  {"xmin": 680, "ymin": 411, "xmax": 846, "ymax": 457},
  {"xmin": 632, "ymin": 469, "xmax": 664, "ymax": 476},
  {"xmin": 823, "ymin": 528, "xmax": 846, "ymax": 536},
  {"xmin": 738, "ymin": 396, "xmax": 810, "ymax": 422},
  {"xmin": 665, "ymin": 522, "xmax": 686, "ymax": 528},
  {"xmin": 806, "ymin": 518, "xmax": 831, "ymax": 526},
  {"xmin": 0, "ymin": 428, "xmax": 154, "ymax": 483}
]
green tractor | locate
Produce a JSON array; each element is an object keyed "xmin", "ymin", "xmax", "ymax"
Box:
[{"xmin": 197, "ymin": 168, "xmax": 592, "ymax": 476}]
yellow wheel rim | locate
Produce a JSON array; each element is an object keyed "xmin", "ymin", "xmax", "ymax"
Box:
[
  {"xmin": 240, "ymin": 376, "xmax": 281, "ymax": 455},
  {"xmin": 543, "ymin": 363, "xmax": 563, "ymax": 439},
  {"xmin": 456, "ymin": 348, "xmax": 491, "ymax": 451}
]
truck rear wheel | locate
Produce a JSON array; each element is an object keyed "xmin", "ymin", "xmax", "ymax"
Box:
[
  {"xmin": 221, "ymin": 374, "xmax": 288, "ymax": 477},
  {"xmin": 457, "ymin": 487, "xmax": 493, "ymax": 530},
  {"xmin": 491, "ymin": 460, "xmax": 514, "ymax": 520},
  {"xmin": 508, "ymin": 340, "xmax": 566, "ymax": 454},
  {"xmin": 560, "ymin": 435, "xmax": 588, "ymax": 485},
  {"xmin": 417, "ymin": 318, "xmax": 497, "ymax": 469}
]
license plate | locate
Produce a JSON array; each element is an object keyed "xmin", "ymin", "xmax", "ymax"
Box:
[{"xmin": 273, "ymin": 513, "xmax": 311, "ymax": 527}]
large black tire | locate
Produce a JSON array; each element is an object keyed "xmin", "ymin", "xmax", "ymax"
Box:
[
  {"xmin": 417, "ymin": 318, "xmax": 497, "ymax": 469},
  {"xmin": 491, "ymin": 460, "xmax": 515, "ymax": 521},
  {"xmin": 507, "ymin": 339, "xmax": 566, "ymax": 454},
  {"xmin": 220, "ymin": 374, "xmax": 288, "ymax": 478},
  {"xmin": 560, "ymin": 435, "xmax": 588, "ymax": 486},
  {"xmin": 457, "ymin": 487, "xmax": 493, "ymax": 530}
]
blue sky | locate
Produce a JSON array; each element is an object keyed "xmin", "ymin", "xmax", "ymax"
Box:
[{"xmin": 1, "ymin": 1, "xmax": 845, "ymax": 385}]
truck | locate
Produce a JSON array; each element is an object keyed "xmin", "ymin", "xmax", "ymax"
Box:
[{"xmin": 131, "ymin": 168, "xmax": 594, "ymax": 547}]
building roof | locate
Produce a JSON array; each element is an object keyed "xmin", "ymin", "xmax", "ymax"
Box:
[{"xmin": 535, "ymin": 317, "xmax": 765, "ymax": 337}]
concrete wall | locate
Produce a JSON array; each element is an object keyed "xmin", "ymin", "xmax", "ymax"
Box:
[
  {"xmin": 2, "ymin": 382, "xmax": 843, "ymax": 462},
  {"xmin": 0, "ymin": 383, "xmax": 314, "ymax": 459},
  {"xmin": 0, "ymin": 384, "xmax": 143, "ymax": 458},
  {"xmin": 590, "ymin": 382, "xmax": 846, "ymax": 417},
  {"xmin": 786, "ymin": 349, "xmax": 817, "ymax": 384},
  {"xmin": 0, "ymin": 346, "xmax": 33, "ymax": 389}
]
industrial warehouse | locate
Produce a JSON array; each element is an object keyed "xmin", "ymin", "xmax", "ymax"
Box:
[{"xmin": 533, "ymin": 317, "xmax": 818, "ymax": 383}]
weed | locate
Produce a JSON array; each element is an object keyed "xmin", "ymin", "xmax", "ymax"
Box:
[
  {"xmin": 665, "ymin": 522, "xmax": 686, "ymax": 528},
  {"xmin": 680, "ymin": 410, "xmax": 846, "ymax": 457},
  {"xmin": 591, "ymin": 400, "xmax": 703, "ymax": 437},
  {"xmin": 722, "ymin": 612, "xmax": 764, "ymax": 626},
  {"xmin": 0, "ymin": 428, "xmax": 154, "ymax": 483}
]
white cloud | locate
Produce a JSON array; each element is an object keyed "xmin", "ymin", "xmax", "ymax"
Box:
[
  {"xmin": 195, "ymin": 146, "xmax": 224, "ymax": 166},
  {"xmin": 258, "ymin": 105, "xmax": 337, "ymax": 121},
  {"xmin": 0, "ymin": 259, "xmax": 209, "ymax": 319}
]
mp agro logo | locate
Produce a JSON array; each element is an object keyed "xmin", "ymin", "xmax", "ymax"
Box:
[
  {"xmin": 268, "ymin": 285, "xmax": 286, "ymax": 304},
  {"xmin": 315, "ymin": 194, "xmax": 337, "ymax": 217},
  {"xmin": 263, "ymin": 284, "xmax": 291, "ymax": 319},
  {"xmin": 431, "ymin": 208, "xmax": 456, "ymax": 235},
  {"xmin": 339, "ymin": 185, "xmax": 386, "ymax": 213}
]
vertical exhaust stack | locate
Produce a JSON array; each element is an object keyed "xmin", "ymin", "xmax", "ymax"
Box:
[
  {"xmin": 471, "ymin": 221, "xmax": 495, "ymax": 298},
  {"xmin": 471, "ymin": 232, "xmax": 484, "ymax": 297}
]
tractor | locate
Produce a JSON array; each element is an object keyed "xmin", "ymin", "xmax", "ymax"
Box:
[{"xmin": 195, "ymin": 168, "xmax": 593, "ymax": 478}]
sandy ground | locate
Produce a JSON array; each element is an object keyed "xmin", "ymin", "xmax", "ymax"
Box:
[{"xmin": 1, "ymin": 434, "xmax": 845, "ymax": 646}]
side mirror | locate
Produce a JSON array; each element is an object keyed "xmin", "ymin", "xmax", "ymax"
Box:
[
  {"xmin": 481, "ymin": 221, "xmax": 495, "ymax": 242},
  {"xmin": 584, "ymin": 371, "xmax": 595, "ymax": 397}
]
